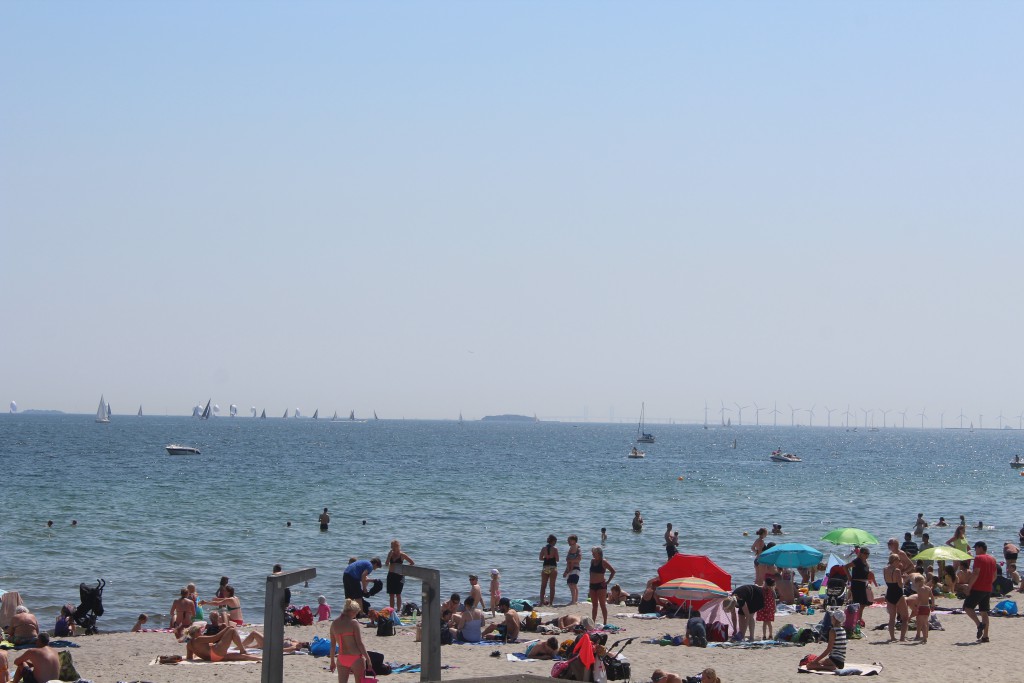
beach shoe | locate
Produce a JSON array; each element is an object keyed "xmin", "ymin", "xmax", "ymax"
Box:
[
  {"xmin": 490, "ymin": 650, "xmax": 501, "ymax": 657},
  {"xmin": 980, "ymin": 636, "xmax": 989, "ymax": 643}
]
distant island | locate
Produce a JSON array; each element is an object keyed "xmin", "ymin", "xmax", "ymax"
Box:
[
  {"xmin": 21, "ymin": 409, "xmax": 65, "ymax": 414},
  {"xmin": 481, "ymin": 414, "xmax": 539, "ymax": 422}
]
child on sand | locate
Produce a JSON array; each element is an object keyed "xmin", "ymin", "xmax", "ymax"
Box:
[
  {"xmin": 317, "ymin": 596, "xmax": 332, "ymax": 622},
  {"xmin": 756, "ymin": 576, "xmax": 776, "ymax": 639},
  {"xmin": 912, "ymin": 574, "xmax": 932, "ymax": 642},
  {"xmin": 131, "ymin": 614, "xmax": 148, "ymax": 632},
  {"xmin": 489, "ymin": 570, "xmax": 501, "ymax": 615}
]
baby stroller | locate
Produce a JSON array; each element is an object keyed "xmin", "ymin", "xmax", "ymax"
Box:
[
  {"xmin": 823, "ymin": 576, "xmax": 848, "ymax": 608},
  {"xmin": 603, "ymin": 637, "xmax": 636, "ymax": 680},
  {"xmin": 72, "ymin": 579, "xmax": 106, "ymax": 634}
]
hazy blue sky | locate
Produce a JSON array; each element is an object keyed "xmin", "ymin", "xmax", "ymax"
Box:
[{"xmin": 2, "ymin": 1, "xmax": 1022, "ymax": 424}]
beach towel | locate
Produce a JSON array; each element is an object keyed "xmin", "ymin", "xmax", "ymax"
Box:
[
  {"xmin": 615, "ymin": 613, "xmax": 662, "ymax": 620},
  {"xmin": 507, "ymin": 652, "xmax": 564, "ymax": 662},
  {"xmin": 798, "ymin": 662, "xmax": 883, "ymax": 675},
  {"xmin": 0, "ymin": 592, "xmax": 23, "ymax": 630}
]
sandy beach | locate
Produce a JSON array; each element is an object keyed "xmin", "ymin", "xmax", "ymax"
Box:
[{"xmin": 23, "ymin": 593, "xmax": 1019, "ymax": 683}]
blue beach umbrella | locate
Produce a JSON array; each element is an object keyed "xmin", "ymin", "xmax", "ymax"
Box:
[{"xmin": 756, "ymin": 543, "xmax": 824, "ymax": 569}]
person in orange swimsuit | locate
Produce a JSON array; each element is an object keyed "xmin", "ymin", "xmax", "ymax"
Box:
[
  {"xmin": 330, "ymin": 599, "xmax": 371, "ymax": 683},
  {"xmin": 184, "ymin": 624, "xmax": 261, "ymax": 662}
]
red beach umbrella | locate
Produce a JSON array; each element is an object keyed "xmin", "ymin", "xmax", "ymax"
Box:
[{"xmin": 656, "ymin": 554, "xmax": 732, "ymax": 609}]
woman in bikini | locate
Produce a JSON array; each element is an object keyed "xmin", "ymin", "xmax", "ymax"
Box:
[
  {"xmin": 883, "ymin": 553, "xmax": 909, "ymax": 642},
  {"xmin": 564, "ymin": 535, "xmax": 582, "ymax": 605},
  {"xmin": 330, "ymin": 599, "xmax": 371, "ymax": 683},
  {"xmin": 385, "ymin": 539, "xmax": 415, "ymax": 612},
  {"xmin": 539, "ymin": 535, "xmax": 559, "ymax": 606},
  {"xmin": 202, "ymin": 585, "xmax": 244, "ymax": 625},
  {"xmin": 588, "ymin": 546, "xmax": 615, "ymax": 625},
  {"xmin": 184, "ymin": 624, "xmax": 261, "ymax": 662}
]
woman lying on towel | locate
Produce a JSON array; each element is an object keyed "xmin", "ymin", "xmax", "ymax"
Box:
[{"xmin": 184, "ymin": 625, "xmax": 262, "ymax": 662}]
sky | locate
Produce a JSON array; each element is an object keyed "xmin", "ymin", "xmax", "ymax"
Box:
[{"xmin": 2, "ymin": 1, "xmax": 1022, "ymax": 424}]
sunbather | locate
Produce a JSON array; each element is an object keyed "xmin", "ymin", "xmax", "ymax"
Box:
[
  {"xmin": 184, "ymin": 624, "xmax": 261, "ymax": 662},
  {"xmin": 523, "ymin": 636, "xmax": 560, "ymax": 659}
]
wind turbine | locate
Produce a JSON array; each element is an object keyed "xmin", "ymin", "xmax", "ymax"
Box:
[
  {"xmin": 978, "ymin": 414, "xmax": 984, "ymax": 430},
  {"xmin": 958, "ymin": 409, "xmax": 967, "ymax": 429},
  {"xmin": 899, "ymin": 408, "xmax": 908, "ymax": 429},
  {"xmin": 843, "ymin": 404, "xmax": 852, "ymax": 428},
  {"xmin": 703, "ymin": 401, "xmax": 709, "ymax": 429},
  {"xmin": 770, "ymin": 401, "xmax": 781, "ymax": 427},
  {"xmin": 861, "ymin": 408, "xmax": 872, "ymax": 428},
  {"xmin": 998, "ymin": 411, "xmax": 1006, "ymax": 430},
  {"xmin": 788, "ymin": 404, "xmax": 801, "ymax": 426},
  {"xmin": 753, "ymin": 402, "xmax": 764, "ymax": 426},
  {"xmin": 1017, "ymin": 412, "xmax": 1024, "ymax": 430},
  {"xmin": 918, "ymin": 407, "xmax": 927, "ymax": 428},
  {"xmin": 939, "ymin": 412, "xmax": 943, "ymax": 429},
  {"xmin": 824, "ymin": 405, "xmax": 837, "ymax": 428},
  {"xmin": 881, "ymin": 408, "xmax": 891, "ymax": 428},
  {"xmin": 719, "ymin": 400, "xmax": 732, "ymax": 427},
  {"xmin": 805, "ymin": 405, "xmax": 816, "ymax": 427},
  {"xmin": 734, "ymin": 402, "xmax": 749, "ymax": 426}
]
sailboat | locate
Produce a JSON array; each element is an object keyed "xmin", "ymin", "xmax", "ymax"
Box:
[
  {"xmin": 636, "ymin": 402, "xmax": 655, "ymax": 443},
  {"xmin": 260, "ymin": 409, "xmax": 266, "ymax": 419},
  {"xmin": 331, "ymin": 411, "xmax": 338, "ymax": 421},
  {"xmin": 137, "ymin": 405, "xmax": 143, "ymax": 417},
  {"xmin": 95, "ymin": 395, "xmax": 110, "ymax": 424},
  {"xmin": 346, "ymin": 410, "xmax": 366, "ymax": 423},
  {"xmin": 312, "ymin": 409, "xmax": 319, "ymax": 420},
  {"xmin": 459, "ymin": 412, "xmax": 464, "ymax": 424},
  {"xmin": 283, "ymin": 409, "xmax": 289, "ymax": 419},
  {"xmin": 374, "ymin": 411, "xmax": 378, "ymax": 421},
  {"xmin": 200, "ymin": 399, "xmax": 212, "ymax": 420}
]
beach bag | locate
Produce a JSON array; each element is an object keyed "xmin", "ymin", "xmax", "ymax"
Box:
[
  {"xmin": 440, "ymin": 623, "xmax": 453, "ymax": 645},
  {"xmin": 551, "ymin": 658, "xmax": 575, "ymax": 679},
  {"xmin": 777, "ymin": 623, "xmax": 798, "ymax": 642},
  {"xmin": 799, "ymin": 654, "xmax": 818, "ymax": 668},
  {"xmin": 865, "ymin": 584, "xmax": 875, "ymax": 602},
  {"xmin": 377, "ymin": 618, "xmax": 395, "ymax": 637},
  {"xmin": 309, "ymin": 635, "xmax": 332, "ymax": 657},
  {"xmin": 361, "ymin": 670, "xmax": 378, "ymax": 683},
  {"xmin": 605, "ymin": 657, "xmax": 630, "ymax": 681},
  {"xmin": 993, "ymin": 599, "xmax": 1018, "ymax": 616},
  {"xmin": 402, "ymin": 602, "xmax": 421, "ymax": 617},
  {"xmin": 58, "ymin": 650, "xmax": 81, "ymax": 681},
  {"xmin": 592, "ymin": 657, "xmax": 607, "ymax": 683},
  {"xmin": 707, "ymin": 621, "xmax": 729, "ymax": 642},
  {"xmin": 294, "ymin": 605, "xmax": 314, "ymax": 626},
  {"xmin": 524, "ymin": 611, "xmax": 541, "ymax": 632},
  {"xmin": 368, "ymin": 651, "xmax": 391, "ymax": 675}
]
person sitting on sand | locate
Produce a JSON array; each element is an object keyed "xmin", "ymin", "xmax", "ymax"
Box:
[
  {"xmin": 330, "ymin": 599, "xmax": 371, "ymax": 683},
  {"xmin": 637, "ymin": 578, "xmax": 669, "ymax": 614},
  {"xmin": 8, "ymin": 606, "xmax": 39, "ymax": 646},
  {"xmin": 204, "ymin": 610, "xmax": 227, "ymax": 636},
  {"xmin": 607, "ymin": 584, "xmax": 631, "ymax": 605},
  {"xmin": 449, "ymin": 597, "xmax": 486, "ymax": 642},
  {"xmin": 441, "ymin": 593, "xmax": 462, "ymax": 624},
  {"xmin": 201, "ymin": 585, "xmax": 244, "ymax": 625},
  {"xmin": 523, "ymin": 636, "xmax": 560, "ymax": 659},
  {"xmin": 170, "ymin": 587, "xmax": 196, "ymax": 637},
  {"xmin": 131, "ymin": 614, "xmax": 147, "ymax": 632},
  {"xmin": 184, "ymin": 624, "xmax": 261, "ymax": 662},
  {"xmin": 0, "ymin": 649, "xmax": 7, "ymax": 683},
  {"xmin": 12, "ymin": 633, "xmax": 59, "ymax": 683},
  {"xmin": 803, "ymin": 610, "xmax": 846, "ymax": 672},
  {"xmin": 482, "ymin": 597, "xmax": 521, "ymax": 642},
  {"xmin": 53, "ymin": 604, "xmax": 75, "ymax": 637}
]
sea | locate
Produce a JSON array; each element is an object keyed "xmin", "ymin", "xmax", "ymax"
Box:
[{"xmin": 2, "ymin": 413, "xmax": 1022, "ymax": 632}]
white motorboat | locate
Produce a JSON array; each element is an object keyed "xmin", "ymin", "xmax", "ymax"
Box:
[
  {"xmin": 166, "ymin": 444, "xmax": 201, "ymax": 455},
  {"xmin": 628, "ymin": 447, "xmax": 646, "ymax": 459},
  {"xmin": 770, "ymin": 450, "xmax": 801, "ymax": 463},
  {"xmin": 1010, "ymin": 457, "xmax": 1024, "ymax": 469}
]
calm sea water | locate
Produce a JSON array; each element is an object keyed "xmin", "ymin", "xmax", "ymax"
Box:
[{"xmin": 2, "ymin": 414, "xmax": 1021, "ymax": 631}]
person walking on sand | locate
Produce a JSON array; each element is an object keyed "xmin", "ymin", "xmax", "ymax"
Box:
[
  {"xmin": 330, "ymin": 599, "xmax": 371, "ymax": 683},
  {"xmin": 319, "ymin": 507, "xmax": 331, "ymax": 531},
  {"xmin": 589, "ymin": 546, "xmax": 615, "ymax": 625},
  {"xmin": 539, "ymin": 535, "xmax": 559, "ymax": 606},
  {"xmin": 964, "ymin": 541, "xmax": 996, "ymax": 642},
  {"xmin": 385, "ymin": 539, "xmax": 414, "ymax": 612}
]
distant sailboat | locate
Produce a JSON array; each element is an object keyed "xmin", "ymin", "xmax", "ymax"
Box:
[
  {"xmin": 283, "ymin": 409, "xmax": 289, "ymax": 419},
  {"xmin": 200, "ymin": 399, "xmax": 212, "ymax": 420},
  {"xmin": 331, "ymin": 411, "xmax": 338, "ymax": 421},
  {"xmin": 95, "ymin": 395, "xmax": 110, "ymax": 424},
  {"xmin": 106, "ymin": 402, "xmax": 112, "ymax": 418},
  {"xmin": 636, "ymin": 402, "xmax": 655, "ymax": 443},
  {"xmin": 459, "ymin": 412, "xmax": 464, "ymax": 424},
  {"xmin": 137, "ymin": 405, "xmax": 143, "ymax": 417},
  {"xmin": 349, "ymin": 410, "xmax": 356, "ymax": 421},
  {"xmin": 260, "ymin": 409, "xmax": 266, "ymax": 419},
  {"xmin": 374, "ymin": 411, "xmax": 378, "ymax": 420},
  {"xmin": 312, "ymin": 409, "xmax": 319, "ymax": 420}
]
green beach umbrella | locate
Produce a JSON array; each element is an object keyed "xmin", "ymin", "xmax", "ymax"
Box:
[
  {"xmin": 821, "ymin": 528, "xmax": 879, "ymax": 546},
  {"xmin": 912, "ymin": 546, "xmax": 972, "ymax": 562}
]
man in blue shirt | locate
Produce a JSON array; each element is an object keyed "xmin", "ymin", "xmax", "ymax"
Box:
[{"xmin": 343, "ymin": 557, "xmax": 383, "ymax": 602}]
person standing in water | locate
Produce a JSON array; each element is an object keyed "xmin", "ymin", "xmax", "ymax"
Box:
[
  {"xmin": 539, "ymin": 535, "xmax": 559, "ymax": 606},
  {"xmin": 632, "ymin": 511, "xmax": 644, "ymax": 532},
  {"xmin": 319, "ymin": 508, "xmax": 331, "ymax": 531}
]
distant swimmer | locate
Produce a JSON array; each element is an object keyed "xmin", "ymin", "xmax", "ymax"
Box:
[
  {"xmin": 913, "ymin": 513, "xmax": 929, "ymax": 536},
  {"xmin": 46, "ymin": 520, "xmax": 53, "ymax": 528},
  {"xmin": 632, "ymin": 510, "xmax": 644, "ymax": 532},
  {"xmin": 319, "ymin": 508, "xmax": 330, "ymax": 531}
]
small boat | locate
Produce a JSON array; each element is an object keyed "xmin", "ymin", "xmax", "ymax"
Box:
[
  {"xmin": 165, "ymin": 444, "xmax": 201, "ymax": 455},
  {"xmin": 312, "ymin": 409, "xmax": 319, "ymax": 420},
  {"xmin": 770, "ymin": 450, "xmax": 801, "ymax": 463},
  {"xmin": 636, "ymin": 402, "xmax": 655, "ymax": 443},
  {"xmin": 1011, "ymin": 457, "xmax": 1024, "ymax": 468},
  {"xmin": 137, "ymin": 405, "xmax": 143, "ymax": 417},
  {"xmin": 95, "ymin": 395, "xmax": 110, "ymax": 424},
  {"xmin": 628, "ymin": 447, "xmax": 646, "ymax": 459},
  {"xmin": 260, "ymin": 409, "xmax": 266, "ymax": 419},
  {"xmin": 199, "ymin": 399, "xmax": 212, "ymax": 420},
  {"xmin": 331, "ymin": 411, "xmax": 339, "ymax": 421}
]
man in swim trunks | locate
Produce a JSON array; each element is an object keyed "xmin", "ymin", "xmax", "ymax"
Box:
[
  {"xmin": 523, "ymin": 636, "xmax": 559, "ymax": 659},
  {"xmin": 11, "ymin": 633, "xmax": 59, "ymax": 683},
  {"xmin": 7, "ymin": 606, "xmax": 39, "ymax": 646},
  {"xmin": 319, "ymin": 507, "xmax": 330, "ymax": 531},
  {"xmin": 964, "ymin": 540, "xmax": 996, "ymax": 642},
  {"xmin": 482, "ymin": 597, "xmax": 521, "ymax": 642},
  {"xmin": 632, "ymin": 510, "xmax": 644, "ymax": 532},
  {"xmin": 468, "ymin": 574, "xmax": 486, "ymax": 615}
]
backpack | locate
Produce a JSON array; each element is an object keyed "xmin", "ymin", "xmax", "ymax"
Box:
[{"xmin": 377, "ymin": 619, "xmax": 395, "ymax": 637}]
